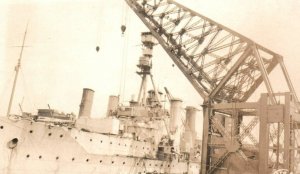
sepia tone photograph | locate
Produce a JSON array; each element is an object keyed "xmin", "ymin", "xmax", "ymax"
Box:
[{"xmin": 1, "ymin": 0, "xmax": 300, "ymax": 173}]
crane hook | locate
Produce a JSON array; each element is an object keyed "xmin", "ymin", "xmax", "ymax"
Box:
[{"xmin": 121, "ymin": 25, "xmax": 126, "ymax": 35}]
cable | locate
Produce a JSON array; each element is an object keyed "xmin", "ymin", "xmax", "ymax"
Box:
[
  {"xmin": 118, "ymin": 4, "xmax": 131, "ymax": 102},
  {"xmin": 0, "ymin": 74, "xmax": 14, "ymax": 114},
  {"xmin": 20, "ymin": 68, "xmax": 36, "ymax": 113},
  {"xmin": 95, "ymin": 5, "xmax": 103, "ymax": 53}
]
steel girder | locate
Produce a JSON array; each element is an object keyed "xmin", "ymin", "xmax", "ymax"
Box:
[
  {"xmin": 125, "ymin": 0, "xmax": 280, "ymax": 103},
  {"xmin": 202, "ymin": 103, "xmax": 259, "ymax": 174},
  {"xmin": 125, "ymin": 1, "xmax": 300, "ymax": 173}
]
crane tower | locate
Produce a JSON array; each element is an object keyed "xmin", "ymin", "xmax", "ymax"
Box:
[{"xmin": 125, "ymin": 0, "xmax": 300, "ymax": 173}]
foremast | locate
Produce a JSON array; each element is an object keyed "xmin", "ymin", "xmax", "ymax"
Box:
[
  {"xmin": 6, "ymin": 24, "xmax": 29, "ymax": 117},
  {"xmin": 136, "ymin": 32, "xmax": 161, "ymax": 107}
]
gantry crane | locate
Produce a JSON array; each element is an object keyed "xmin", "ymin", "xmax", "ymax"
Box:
[{"xmin": 125, "ymin": 0, "xmax": 300, "ymax": 173}]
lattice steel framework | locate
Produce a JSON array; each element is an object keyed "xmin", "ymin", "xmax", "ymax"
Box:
[
  {"xmin": 125, "ymin": 0, "xmax": 285, "ymax": 103},
  {"xmin": 125, "ymin": 0, "xmax": 300, "ymax": 173}
]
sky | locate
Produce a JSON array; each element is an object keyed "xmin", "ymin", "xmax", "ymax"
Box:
[{"xmin": 1, "ymin": 0, "xmax": 300, "ymax": 137}]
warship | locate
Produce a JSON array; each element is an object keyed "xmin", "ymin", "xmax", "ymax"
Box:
[
  {"xmin": 2, "ymin": 0, "xmax": 300, "ymax": 174},
  {"xmin": 1, "ymin": 24, "xmax": 201, "ymax": 174}
]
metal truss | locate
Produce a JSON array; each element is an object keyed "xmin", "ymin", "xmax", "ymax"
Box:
[
  {"xmin": 125, "ymin": 0, "xmax": 300, "ymax": 173},
  {"xmin": 207, "ymin": 114, "xmax": 251, "ymax": 174},
  {"xmin": 125, "ymin": 0, "xmax": 280, "ymax": 103},
  {"xmin": 206, "ymin": 108, "xmax": 261, "ymax": 172}
]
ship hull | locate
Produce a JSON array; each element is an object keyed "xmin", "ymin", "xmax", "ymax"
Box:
[{"xmin": 0, "ymin": 117, "xmax": 200, "ymax": 174}]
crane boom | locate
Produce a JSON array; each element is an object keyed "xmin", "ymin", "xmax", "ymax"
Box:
[
  {"xmin": 125, "ymin": 0, "xmax": 280, "ymax": 103},
  {"xmin": 125, "ymin": 1, "xmax": 300, "ymax": 173},
  {"xmin": 125, "ymin": 0, "xmax": 300, "ymax": 174}
]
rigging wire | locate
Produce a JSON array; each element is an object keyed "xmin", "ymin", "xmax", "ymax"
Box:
[
  {"xmin": 95, "ymin": 3, "xmax": 103, "ymax": 53},
  {"xmin": 95, "ymin": 23, "xmax": 102, "ymax": 53},
  {"xmin": 121, "ymin": 0, "xmax": 129, "ymax": 35},
  {"xmin": 0, "ymin": 75, "xmax": 13, "ymax": 114},
  {"xmin": 118, "ymin": 2, "xmax": 130, "ymax": 102},
  {"xmin": 20, "ymin": 69, "xmax": 36, "ymax": 113}
]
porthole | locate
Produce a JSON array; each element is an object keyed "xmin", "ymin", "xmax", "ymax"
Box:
[
  {"xmin": 72, "ymin": 157, "xmax": 75, "ymax": 161},
  {"xmin": 90, "ymin": 139, "xmax": 92, "ymax": 142},
  {"xmin": 48, "ymin": 133, "xmax": 52, "ymax": 136},
  {"xmin": 56, "ymin": 156, "xmax": 59, "ymax": 160},
  {"xmin": 99, "ymin": 160, "xmax": 102, "ymax": 163},
  {"xmin": 137, "ymin": 163, "xmax": 139, "ymax": 165},
  {"xmin": 100, "ymin": 140, "xmax": 103, "ymax": 143},
  {"xmin": 86, "ymin": 159, "xmax": 89, "ymax": 162},
  {"xmin": 112, "ymin": 161, "xmax": 114, "ymax": 164},
  {"xmin": 0, "ymin": 126, "xmax": 3, "ymax": 129},
  {"xmin": 7, "ymin": 138, "xmax": 18, "ymax": 149},
  {"xmin": 60, "ymin": 134, "xmax": 63, "ymax": 138},
  {"xmin": 39, "ymin": 155, "xmax": 42, "ymax": 159},
  {"xmin": 26, "ymin": 154, "xmax": 30, "ymax": 158},
  {"xmin": 168, "ymin": 165, "xmax": 170, "ymax": 167},
  {"xmin": 29, "ymin": 130, "xmax": 33, "ymax": 133},
  {"xmin": 123, "ymin": 162, "xmax": 125, "ymax": 165}
]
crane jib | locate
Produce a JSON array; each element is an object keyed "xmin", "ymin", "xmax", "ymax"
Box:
[{"xmin": 124, "ymin": 0, "xmax": 299, "ymax": 105}]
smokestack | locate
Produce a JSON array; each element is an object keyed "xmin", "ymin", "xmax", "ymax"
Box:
[
  {"xmin": 106, "ymin": 95, "xmax": 119, "ymax": 117},
  {"xmin": 184, "ymin": 106, "xmax": 199, "ymax": 149},
  {"xmin": 169, "ymin": 98, "xmax": 183, "ymax": 152},
  {"xmin": 185, "ymin": 106, "xmax": 198, "ymax": 133},
  {"xmin": 169, "ymin": 98, "xmax": 182, "ymax": 134},
  {"xmin": 78, "ymin": 88, "xmax": 94, "ymax": 118}
]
